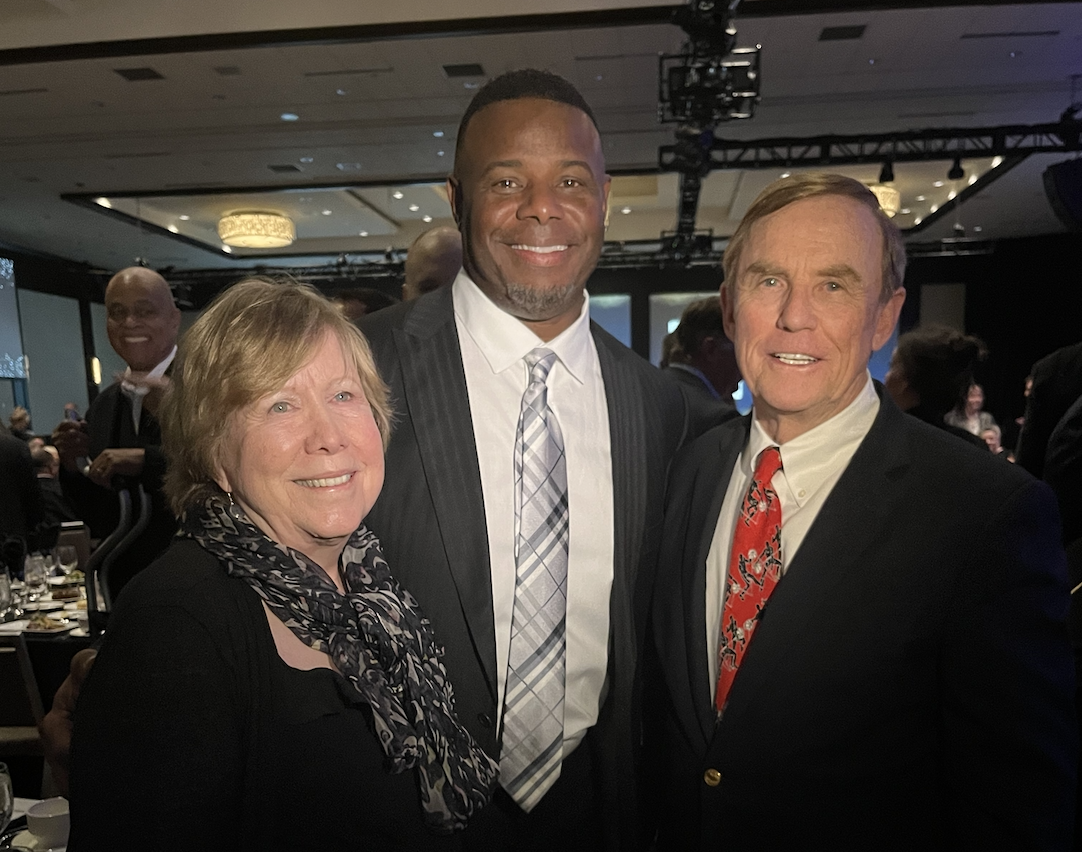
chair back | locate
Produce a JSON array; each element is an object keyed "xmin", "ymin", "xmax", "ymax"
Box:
[
  {"xmin": 0, "ymin": 634, "xmax": 44, "ymax": 757},
  {"xmin": 56, "ymin": 522, "xmax": 91, "ymax": 571}
]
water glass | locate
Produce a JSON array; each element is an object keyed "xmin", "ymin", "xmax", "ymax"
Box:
[
  {"xmin": 23, "ymin": 555, "xmax": 47, "ymax": 603},
  {"xmin": 0, "ymin": 571, "xmax": 11, "ymax": 621},
  {"xmin": 55, "ymin": 545, "xmax": 78, "ymax": 577},
  {"xmin": 1, "ymin": 762, "xmax": 13, "ymax": 835}
]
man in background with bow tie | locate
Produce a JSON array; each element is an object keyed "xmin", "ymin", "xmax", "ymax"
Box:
[
  {"xmin": 651, "ymin": 173, "xmax": 1075, "ymax": 850},
  {"xmin": 53, "ymin": 266, "xmax": 180, "ymax": 598}
]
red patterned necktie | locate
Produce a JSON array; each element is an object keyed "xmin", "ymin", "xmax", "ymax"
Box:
[{"xmin": 715, "ymin": 446, "xmax": 784, "ymax": 713}]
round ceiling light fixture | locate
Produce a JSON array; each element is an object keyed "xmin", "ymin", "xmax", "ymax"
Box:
[
  {"xmin": 867, "ymin": 183, "xmax": 901, "ymax": 218},
  {"xmin": 217, "ymin": 212, "xmax": 295, "ymax": 248}
]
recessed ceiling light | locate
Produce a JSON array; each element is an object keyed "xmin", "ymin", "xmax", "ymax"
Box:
[
  {"xmin": 464, "ymin": 82, "xmax": 479, "ymax": 90},
  {"xmin": 392, "ymin": 191, "xmax": 404, "ymax": 199},
  {"xmin": 95, "ymin": 197, "xmax": 111, "ymax": 208},
  {"xmin": 322, "ymin": 210, "xmax": 333, "ymax": 216},
  {"xmin": 1009, "ymin": 51, "xmax": 1021, "ymax": 58},
  {"xmin": 973, "ymin": 225, "xmax": 982, "ymax": 233},
  {"xmin": 167, "ymin": 225, "xmax": 178, "ymax": 233},
  {"xmin": 222, "ymin": 245, "xmax": 233, "ymax": 253},
  {"xmin": 900, "ymin": 208, "xmax": 911, "ymax": 215},
  {"xmin": 299, "ymin": 156, "xmax": 314, "ymax": 163},
  {"xmin": 933, "ymin": 180, "xmax": 944, "ymax": 187},
  {"xmin": 595, "ymin": 75, "xmax": 603, "ymax": 81},
  {"xmin": 433, "ymin": 131, "xmax": 444, "ymax": 138},
  {"xmin": 280, "ymin": 112, "xmax": 299, "ymax": 121},
  {"xmin": 336, "ymin": 162, "xmax": 362, "ymax": 171},
  {"xmin": 422, "ymin": 215, "xmax": 433, "ymax": 223},
  {"xmin": 408, "ymin": 204, "xmax": 420, "ymax": 212},
  {"xmin": 947, "ymin": 190, "xmax": 956, "ymax": 200},
  {"xmin": 359, "ymin": 231, "xmax": 369, "ymax": 237},
  {"xmin": 621, "ymin": 207, "xmax": 632, "ymax": 214},
  {"xmin": 992, "ymin": 156, "xmax": 1004, "ymax": 168},
  {"xmin": 781, "ymin": 172, "xmax": 791, "ymax": 179},
  {"xmin": 914, "ymin": 217, "xmax": 922, "ymax": 225},
  {"xmin": 915, "ymin": 195, "xmax": 926, "ymax": 202},
  {"xmin": 179, "ymin": 214, "xmax": 190, "ymax": 221},
  {"xmin": 437, "ymin": 150, "xmax": 445, "ymax": 157},
  {"xmin": 930, "ymin": 203, "xmax": 938, "ymax": 213},
  {"xmin": 336, "ymin": 89, "xmax": 347, "ymax": 96},
  {"xmin": 968, "ymin": 175, "xmax": 977, "ymax": 185}
]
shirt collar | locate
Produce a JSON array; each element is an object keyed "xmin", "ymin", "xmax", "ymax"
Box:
[
  {"xmin": 744, "ymin": 374, "xmax": 879, "ymax": 508},
  {"xmin": 452, "ymin": 270, "xmax": 593, "ymax": 382},
  {"xmin": 122, "ymin": 345, "xmax": 177, "ymax": 386}
]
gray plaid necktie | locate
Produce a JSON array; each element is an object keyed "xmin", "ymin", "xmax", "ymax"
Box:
[{"xmin": 500, "ymin": 347, "xmax": 569, "ymax": 812}]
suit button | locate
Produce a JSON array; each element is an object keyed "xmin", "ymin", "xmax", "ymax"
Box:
[
  {"xmin": 703, "ymin": 768, "xmax": 722, "ymax": 787},
  {"xmin": 477, "ymin": 713, "xmax": 493, "ymax": 729}
]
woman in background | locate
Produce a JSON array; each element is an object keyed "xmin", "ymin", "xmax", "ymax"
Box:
[
  {"xmin": 70, "ymin": 279, "xmax": 495, "ymax": 850},
  {"xmin": 945, "ymin": 382, "xmax": 998, "ymax": 436}
]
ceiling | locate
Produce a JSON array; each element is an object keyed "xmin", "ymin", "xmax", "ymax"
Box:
[{"xmin": 0, "ymin": 0, "xmax": 1079, "ymax": 277}]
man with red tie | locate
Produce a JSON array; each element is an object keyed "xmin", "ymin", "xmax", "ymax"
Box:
[{"xmin": 650, "ymin": 173, "xmax": 1076, "ymax": 850}]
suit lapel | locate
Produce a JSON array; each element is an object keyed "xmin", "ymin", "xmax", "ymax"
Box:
[
  {"xmin": 593, "ymin": 329, "xmax": 646, "ymax": 682},
  {"xmin": 394, "ymin": 288, "xmax": 498, "ymax": 696},
  {"xmin": 718, "ymin": 390, "xmax": 912, "ymax": 732},
  {"xmin": 687, "ymin": 422, "xmax": 747, "ymax": 742}
]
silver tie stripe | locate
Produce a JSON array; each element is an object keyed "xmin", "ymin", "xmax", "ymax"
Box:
[{"xmin": 500, "ymin": 347, "xmax": 569, "ymax": 812}]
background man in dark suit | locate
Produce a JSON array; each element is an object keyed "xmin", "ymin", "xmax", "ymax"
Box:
[
  {"xmin": 651, "ymin": 174, "xmax": 1075, "ymax": 850},
  {"xmin": 53, "ymin": 266, "xmax": 180, "ymax": 598},
  {"xmin": 1017, "ymin": 340, "xmax": 1082, "ymax": 479},
  {"xmin": 0, "ymin": 428, "xmax": 42, "ymax": 541},
  {"xmin": 662, "ymin": 296, "xmax": 742, "ymax": 433},
  {"xmin": 361, "ymin": 70, "xmax": 688, "ymax": 850}
]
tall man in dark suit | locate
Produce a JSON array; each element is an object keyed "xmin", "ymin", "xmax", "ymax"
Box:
[
  {"xmin": 360, "ymin": 70, "xmax": 688, "ymax": 851},
  {"xmin": 1017, "ymin": 340, "xmax": 1082, "ymax": 479},
  {"xmin": 0, "ymin": 428, "xmax": 43, "ymax": 540},
  {"xmin": 651, "ymin": 174, "xmax": 1075, "ymax": 850},
  {"xmin": 53, "ymin": 266, "xmax": 180, "ymax": 598}
]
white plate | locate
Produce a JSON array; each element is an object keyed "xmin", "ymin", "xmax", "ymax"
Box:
[
  {"xmin": 23, "ymin": 618, "xmax": 75, "ymax": 634},
  {"xmin": 9, "ymin": 828, "xmax": 66, "ymax": 851},
  {"xmin": 68, "ymin": 627, "xmax": 89, "ymax": 638},
  {"xmin": 24, "ymin": 600, "xmax": 65, "ymax": 611},
  {"xmin": 62, "ymin": 602, "xmax": 87, "ymax": 612},
  {"xmin": 0, "ymin": 619, "xmax": 30, "ymax": 635}
]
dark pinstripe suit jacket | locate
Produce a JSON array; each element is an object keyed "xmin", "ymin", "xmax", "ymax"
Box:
[{"xmin": 360, "ymin": 285, "xmax": 689, "ymax": 849}]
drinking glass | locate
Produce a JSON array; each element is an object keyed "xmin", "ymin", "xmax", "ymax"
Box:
[
  {"xmin": 0, "ymin": 571, "xmax": 11, "ymax": 621},
  {"xmin": 23, "ymin": 555, "xmax": 47, "ymax": 603},
  {"xmin": 1, "ymin": 762, "xmax": 13, "ymax": 836},
  {"xmin": 55, "ymin": 545, "xmax": 78, "ymax": 577}
]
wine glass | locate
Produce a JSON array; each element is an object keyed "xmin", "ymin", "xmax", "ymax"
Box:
[
  {"xmin": 23, "ymin": 555, "xmax": 47, "ymax": 604},
  {"xmin": 1, "ymin": 762, "xmax": 13, "ymax": 836},
  {"xmin": 55, "ymin": 545, "xmax": 78, "ymax": 578}
]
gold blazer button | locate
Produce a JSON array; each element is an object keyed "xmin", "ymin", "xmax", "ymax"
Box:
[{"xmin": 703, "ymin": 768, "xmax": 722, "ymax": 787}]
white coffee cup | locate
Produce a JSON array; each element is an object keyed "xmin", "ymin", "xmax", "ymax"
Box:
[{"xmin": 26, "ymin": 797, "xmax": 69, "ymax": 848}]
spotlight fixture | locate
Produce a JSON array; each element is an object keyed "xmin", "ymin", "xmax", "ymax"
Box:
[
  {"xmin": 217, "ymin": 212, "xmax": 295, "ymax": 248},
  {"xmin": 879, "ymin": 160, "xmax": 894, "ymax": 183},
  {"xmin": 947, "ymin": 157, "xmax": 965, "ymax": 181}
]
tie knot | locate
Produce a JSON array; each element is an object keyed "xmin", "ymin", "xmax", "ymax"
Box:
[
  {"xmin": 525, "ymin": 348, "xmax": 557, "ymax": 385},
  {"xmin": 754, "ymin": 446, "xmax": 783, "ymax": 482}
]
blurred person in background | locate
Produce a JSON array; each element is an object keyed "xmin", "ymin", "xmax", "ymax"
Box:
[
  {"xmin": 945, "ymin": 382, "xmax": 997, "ymax": 436},
  {"xmin": 32, "ymin": 446, "xmax": 79, "ymax": 525},
  {"xmin": 8, "ymin": 405, "xmax": 34, "ymax": 442},
  {"xmin": 70, "ymin": 279, "xmax": 495, "ymax": 849},
  {"xmin": 402, "ymin": 226, "xmax": 463, "ymax": 301},
  {"xmin": 52, "ymin": 266, "xmax": 180, "ymax": 598},
  {"xmin": 332, "ymin": 287, "xmax": 400, "ymax": 322},
  {"xmin": 884, "ymin": 325, "xmax": 989, "ymax": 452}
]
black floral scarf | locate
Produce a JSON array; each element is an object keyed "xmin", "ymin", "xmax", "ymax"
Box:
[{"xmin": 182, "ymin": 495, "xmax": 497, "ymax": 833}]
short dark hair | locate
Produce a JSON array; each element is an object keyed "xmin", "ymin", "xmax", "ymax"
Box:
[
  {"xmin": 892, "ymin": 324, "xmax": 988, "ymax": 415},
  {"xmin": 454, "ymin": 69, "xmax": 599, "ymax": 167},
  {"xmin": 674, "ymin": 297, "xmax": 728, "ymax": 360}
]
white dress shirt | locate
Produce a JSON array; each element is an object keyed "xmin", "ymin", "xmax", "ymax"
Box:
[
  {"xmin": 453, "ymin": 272, "xmax": 614, "ymax": 758},
  {"xmin": 120, "ymin": 346, "xmax": 176, "ymax": 433},
  {"xmin": 705, "ymin": 376, "xmax": 880, "ymax": 687}
]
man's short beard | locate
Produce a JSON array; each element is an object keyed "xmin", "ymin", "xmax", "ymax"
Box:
[{"xmin": 499, "ymin": 278, "xmax": 584, "ymax": 322}]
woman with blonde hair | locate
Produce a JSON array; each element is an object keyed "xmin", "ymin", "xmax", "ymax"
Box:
[{"xmin": 70, "ymin": 279, "xmax": 495, "ymax": 850}]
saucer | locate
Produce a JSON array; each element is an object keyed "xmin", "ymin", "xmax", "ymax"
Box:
[{"xmin": 8, "ymin": 829, "xmax": 66, "ymax": 851}]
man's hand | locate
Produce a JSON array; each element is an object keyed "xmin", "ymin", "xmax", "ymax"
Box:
[
  {"xmin": 39, "ymin": 647, "xmax": 97, "ymax": 797},
  {"xmin": 51, "ymin": 420, "xmax": 90, "ymax": 472},
  {"xmin": 87, "ymin": 448, "xmax": 146, "ymax": 487}
]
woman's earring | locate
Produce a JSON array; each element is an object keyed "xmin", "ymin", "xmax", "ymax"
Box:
[{"xmin": 227, "ymin": 492, "xmax": 247, "ymax": 523}]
